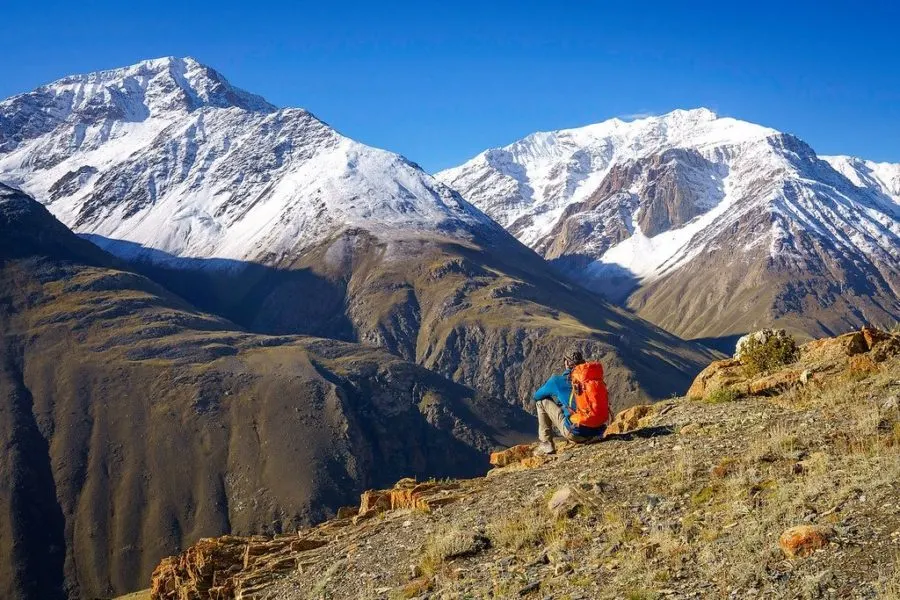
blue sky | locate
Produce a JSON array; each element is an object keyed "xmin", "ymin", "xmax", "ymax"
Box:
[{"xmin": 2, "ymin": 1, "xmax": 898, "ymax": 172}]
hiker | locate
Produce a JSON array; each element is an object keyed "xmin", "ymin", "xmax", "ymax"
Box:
[{"xmin": 533, "ymin": 349, "xmax": 609, "ymax": 455}]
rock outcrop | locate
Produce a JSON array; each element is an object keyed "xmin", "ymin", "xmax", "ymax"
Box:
[
  {"xmin": 687, "ymin": 327, "xmax": 900, "ymax": 400},
  {"xmin": 605, "ymin": 404, "xmax": 655, "ymax": 435},
  {"xmin": 779, "ymin": 525, "xmax": 834, "ymax": 558}
]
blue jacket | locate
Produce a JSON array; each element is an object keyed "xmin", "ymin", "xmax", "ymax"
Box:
[
  {"xmin": 534, "ymin": 371, "xmax": 574, "ymax": 411},
  {"xmin": 534, "ymin": 370, "xmax": 605, "ymax": 438}
]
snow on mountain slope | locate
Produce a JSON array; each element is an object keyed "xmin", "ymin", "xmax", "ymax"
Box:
[
  {"xmin": 437, "ymin": 109, "xmax": 776, "ymax": 246},
  {"xmin": 438, "ymin": 109, "xmax": 900, "ymax": 338},
  {"xmin": 0, "ymin": 57, "xmax": 495, "ymax": 265},
  {"xmin": 822, "ymin": 155, "xmax": 900, "ymax": 204}
]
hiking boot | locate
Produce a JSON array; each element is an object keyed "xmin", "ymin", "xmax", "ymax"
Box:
[{"xmin": 534, "ymin": 441, "xmax": 555, "ymax": 455}]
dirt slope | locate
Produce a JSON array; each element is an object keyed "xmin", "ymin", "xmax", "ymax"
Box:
[{"xmin": 151, "ymin": 328, "xmax": 900, "ymax": 599}]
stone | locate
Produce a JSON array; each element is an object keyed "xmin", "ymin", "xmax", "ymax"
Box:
[
  {"xmin": 842, "ymin": 332, "xmax": 869, "ymax": 356},
  {"xmin": 548, "ymin": 485, "xmax": 580, "ymax": 518},
  {"xmin": 848, "ymin": 354, "xmax": 880, "ymax": 375},
  {"xmin": 801, "ymin": 331, "xmax": 867, "ymax": 363},
  {"xmin": 150, "ymin": 534, "xmax": 329, "ymax": 599},
  {"xmin": 779, "ymin": 525, "xmax": 833, "ymax": 558},
  {"xmin": 881, "ymin": 396, "xmax": 900, "ymax": 412},
  {"xmin": 861, "ymin": 326, "xmax": 891, "ymax": 351},
  {"xmin": 335, "ymin": 506, "xmax": 357, "ymax": 519},
  {"xmin": 747, "ymin": 369, "xmax": 802, "ymax": 396},
  {"xmin": 358, "ymin": 490, "xmax": 391, "ymax": 515},
  {"xmin": 518, "ymin": 581, "xmax": 540, "ymax": 596},
  {"xmin": 686, "ymin": 359, "xmax": 746, "ymax": 399},
  {"xmin": 490, "ymin": 444, "xmax": 535, "ymax": 467},
  {"xmin": 679, "ymin": 423, "xmax": 701, "ymax": 435},
  {"xmin": 871, "ymin": 336, "xmax": 900, "ymax": 362},
  {"xmin": 605, "ymin": 404, "xmax": 655, "ymax": 435}
]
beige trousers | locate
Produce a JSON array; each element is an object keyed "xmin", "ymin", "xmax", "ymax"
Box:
[{"xmin": 536, "ymin": 400, "xmax": 590, "ymax": 443}]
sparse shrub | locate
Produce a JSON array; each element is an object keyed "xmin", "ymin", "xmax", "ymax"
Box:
[
  {"xmin": 740, "ymin": 333, "xmax": 799, "ymax": 376},
  {"xmin": 704, "ymin": 387, "xmax": 742, "ymax": 404},
  {"xmin": 487, "ymin": 513, "xmax": 547, "ymax": 550},
  {"xmin": 417, "ymin": 526, "xmax": 489, "ymax": 576}
]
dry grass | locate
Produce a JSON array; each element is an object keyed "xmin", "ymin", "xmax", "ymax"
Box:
[
  {"xmin": 703, "ymin": 387, "xmax": 742, "ymax": 404},
  {"xmin": 877, "ymin": 555, "xmax": 900, "ymax": 599},
  {"xmin": 418, "ymin": 526, "xmax": 487, "ymax": 577},
  {"xmin": 409, "ymin": 358, "xmax": 900, "ymax": 599},
  {"xmin": 485, "ymin": 511, "xmax": 548, "ymax": 551}
]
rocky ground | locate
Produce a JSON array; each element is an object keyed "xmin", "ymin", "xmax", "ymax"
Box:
[{"xmin": 145, "ymin": 327, "xmax": 900, "ymax": 600}]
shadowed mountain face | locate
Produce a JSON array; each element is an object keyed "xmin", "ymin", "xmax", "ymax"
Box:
[
  {"xmin": 439, "ymin": 109, "xmax": 900, "ymax": 341},
  {"xmin": 0, "ymin": 184, "xmax": 532, "ymax": 600},
  {"xmin": 0, "ymin": 58, "xmax": 715, "ymax": 409},
  {"xmin": 104, "ymin": 225, "xmax": 715, "ymax": 411}
]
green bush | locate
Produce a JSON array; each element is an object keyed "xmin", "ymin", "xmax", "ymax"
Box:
[
  {"xmin": 740, "ymin": 333, "xmax": 799, "ymax": 376},
  {"xmin": 704, "ymin": 387, "xmax": 742, "ymax": 404}
]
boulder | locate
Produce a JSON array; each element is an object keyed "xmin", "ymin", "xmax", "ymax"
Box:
[
  {"xmin": 778, "ymin": 525, "xmax": 833, "ymax": 558},
  {"xmin": 686, "ymin": 358, "xmax": 745, "ymax": 399},
  {"xmin": 335, "ymin": 506, "xmax": 357, "ymax": 519},
  {"xmin": 848, "ymin": 354, "xmax": 880, "ymax": 375},
  {"xmin": 387, "ymin": 479, "xmax": 462, "ymax": 511},
  {"xmin": 801, "ymin": 331, "xmax": 867, "ymax": 363},
  {"xmin": 548, "ymin": 485, "xmax": 580, "ymax": 518},
  {"xmin": 861, "ymin": 326, "xmax": 892, "ymax": 351},
  {"xmin": 605, "ymin": 404, "xmax": 654, "ymax": 435},
  {"xmin": 489, "ymin": 444, "xmax": 535, "ymax": 467},
  {"xmin": 747, "ymin": 369, "xmax": 802, "ymax": 396},
  {"xmin": 358, "ymin": 490, "xmax": 391, "ymax": 515},
  {"xmin": 150, "ymin": 534, "xmax": 328, "ymax": 600}
]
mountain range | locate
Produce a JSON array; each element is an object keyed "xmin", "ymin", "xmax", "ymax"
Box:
[
  {"xmin": 438, "ymin": 108, "xmax": 900, "ymax": 343},
  {"xmin": 0, "ymin": 57, "xmax": 709, "ymax": 408},
  {"xmin": 0, "ymin": 58, "xmax": 716, "ymax": 599}
]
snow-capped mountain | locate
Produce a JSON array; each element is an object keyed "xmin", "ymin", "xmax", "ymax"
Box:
[
  {"xmin": 0, "ymin": 57, "xmax": 714, "ymax": 414},
  {"xmin": 438, "ymin": 109, "xmax": 900, "ymax": 340},
  {"xmin": 0, "ymin": 56, "xmax": 495, "ymax": 265}
]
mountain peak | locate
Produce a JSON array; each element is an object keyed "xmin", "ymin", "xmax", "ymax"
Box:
[{"xmin": 37, "ymin": 56, "xmax": 276, "ymax": 116}]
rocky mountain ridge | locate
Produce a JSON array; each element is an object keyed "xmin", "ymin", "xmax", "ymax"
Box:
[
  {"xmin": 438, "ymin": 109, "xmax": 900, "ymax": 341},
  {"xmin": 0, "ymin": 57, "xmax": 495, "ymax": 265}
]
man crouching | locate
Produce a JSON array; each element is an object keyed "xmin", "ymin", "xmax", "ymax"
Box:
[{"xmin": 534, "ymin": 349, "xmax": 610, "ymax": 455}]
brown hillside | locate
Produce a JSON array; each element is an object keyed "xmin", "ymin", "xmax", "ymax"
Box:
[
  {"xmin": 149, "ymin": 328, "xmax": 900, "ymax": 599},
  {"xmin": 0, "ymin": 184, "xmax": 530, "ymax": 600}
]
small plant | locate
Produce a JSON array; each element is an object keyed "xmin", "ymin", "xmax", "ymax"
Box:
[
  {"xmin": 486, "ymin": 511, "xmax": 551, "ymax": 550},
  {"xmin": 740, "ymin": 333, "xmax": 799, "ymax": 376},
  {"xmin": 417, "ymin": 526, "xmax": 489, "ymax": 577},
  {"xmin": 704, "ymin": 387, "xmax": 742, "ymax": 404}
]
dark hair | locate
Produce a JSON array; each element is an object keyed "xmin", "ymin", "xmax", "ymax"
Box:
[{"xmin": 565, "ymin": 349, "xmax": 585, "ymax": 365}]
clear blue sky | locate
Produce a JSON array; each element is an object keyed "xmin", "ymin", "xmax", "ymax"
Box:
[{"xmin": 2, "ymin": 1, "xmax": 898, "ymax": 172}]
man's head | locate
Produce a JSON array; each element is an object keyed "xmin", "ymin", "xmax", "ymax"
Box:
[{"xmin": 564, "ymin": 348, "xmax": 585, "ymax": 371}]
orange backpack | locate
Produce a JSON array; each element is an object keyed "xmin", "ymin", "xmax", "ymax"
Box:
[{"xmin": 569, "ymin": 362, "xmax": 609, "ymax": 428}]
